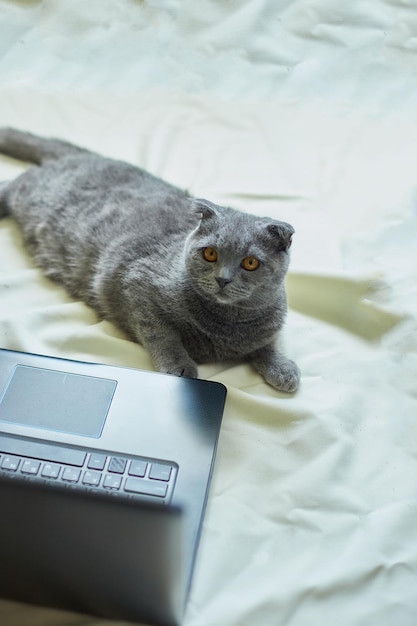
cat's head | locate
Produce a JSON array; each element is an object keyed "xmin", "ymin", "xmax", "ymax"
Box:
[{"xmin": 184, "ymin": 199, "xmax": 294, "ymax": 307}]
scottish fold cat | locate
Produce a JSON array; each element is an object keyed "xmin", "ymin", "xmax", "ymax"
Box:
[{"xmin": 0, "ymin": 128, "xmax": 299, "ymax": 392}]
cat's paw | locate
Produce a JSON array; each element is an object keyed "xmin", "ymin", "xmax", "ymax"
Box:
[
  {"xmin": 161, "ymin": 359, "xmax": 198, "ymax": 379},
  {"xmin": 263, "ymin": 358, "xmax": 300, "ymax": 393}
]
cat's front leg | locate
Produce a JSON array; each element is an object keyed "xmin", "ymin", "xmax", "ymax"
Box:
[
  {"xmin": 249, "ymin": 343, "xmax": 300, "ymax": 393},
  {"xmin": 142, "ymin": 327, "xmax": 198, "ymax": 379}
]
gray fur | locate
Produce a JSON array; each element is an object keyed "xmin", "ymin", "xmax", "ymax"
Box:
[{"xmin": 0, "ymin": 128, "xmax": 300, "ymax": 392}]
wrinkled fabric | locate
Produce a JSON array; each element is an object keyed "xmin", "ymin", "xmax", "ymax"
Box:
[{"xmin": 0, "ymin": 1, "xmax": 417, "ymax": 625}]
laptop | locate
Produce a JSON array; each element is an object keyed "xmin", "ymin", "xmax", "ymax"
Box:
[{"xmin": 0, "ymin": 347, "xmax": 227, "ymax": 626}]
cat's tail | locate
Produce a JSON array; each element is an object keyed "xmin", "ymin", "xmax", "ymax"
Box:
[{"xmin": 0, "ymin": 127, "xmax": 91, "ymax": 165}]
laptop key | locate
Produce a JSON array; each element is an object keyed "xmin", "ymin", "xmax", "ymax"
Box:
[
  {"xmin": 41, "ymin": 463, "xmax": 61, "ymax": 479},
  {"xmin": 1, "ymin": 455, "xmax": 20, "ymax": 471},
  {"xmin": 0, "ymin": 436, "xmax": 86, "ymax": 467},
  {"xmin": 62, "ymin": 467, "xmax": 81, "ymax": 483},
  {"xmin": 87, "ymin": 453, "xmax": 107, "ymax": 471},
  {"xmin": 124, "ymin": 477, "xmax": 167, "ymax": 498},
  {"xmin": 108, "ymin": 457, "xmax": 127, "ymax": 474},
  {"xmin": 83, "ymin": 470, "xmax": 101, "ymax": 486},
  {"xmin": 149, "ymin": 463, "xmax": 172, "ymax": 482},
  {"xmin": 21, "ymin": 459, "xmax": 41, "ymax": 475},
  {"xmin": 128, "ymin": 460, "xmax": 147, "ymax": 477},
  {"xmin": 103, "ymin": 474, "xmax": 122, "ymax": 490}
]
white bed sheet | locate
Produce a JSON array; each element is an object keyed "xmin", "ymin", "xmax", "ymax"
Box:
[{"xmin": 1, "ymin": 1, "xmax": 417, "ymax": 625}]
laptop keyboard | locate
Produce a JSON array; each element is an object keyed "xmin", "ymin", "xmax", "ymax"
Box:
[{"xmin": 0, "ymin": 434, "xmax": 177, "ymax": 504}]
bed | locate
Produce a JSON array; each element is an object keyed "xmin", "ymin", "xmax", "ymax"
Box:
[{"xmin": 1, "ymin": 1, "xmax": 417, "ymax": 625}]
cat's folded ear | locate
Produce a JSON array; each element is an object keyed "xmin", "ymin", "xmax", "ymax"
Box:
[
  {"xmin": 266, "ymin": 221, "xmax": 295, "ymax": 251},
  {"xmin": 192, "ymin": 198, "xmax": 219, "ymax": 220}
]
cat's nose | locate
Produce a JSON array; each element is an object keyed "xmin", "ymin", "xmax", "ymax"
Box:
[{"xmin": 216, "ymin": 276, "xmax": 232, "ymax": 289}]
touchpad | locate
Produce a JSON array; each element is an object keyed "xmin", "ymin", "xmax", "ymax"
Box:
[{"xmin": 0, "ymin": 365, "xmax": 117, "ymax": 437}]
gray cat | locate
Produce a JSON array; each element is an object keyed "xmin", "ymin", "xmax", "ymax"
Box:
[{"xmin": 0, "ymin": 128, "xmax": 300, "ymax": 392}]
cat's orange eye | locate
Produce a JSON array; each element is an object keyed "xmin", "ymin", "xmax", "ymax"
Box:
[
  {"xmin": 203, "ymin": 247, "xmax": 218, "ymax": 262},
  {"xmin": 241, "ymin": 256, "xmax": 260, "ymax": 271}
]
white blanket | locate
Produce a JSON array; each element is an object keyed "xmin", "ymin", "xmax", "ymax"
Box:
[{"xmin": 1, "ymin": 1, "xmax": 417, "ymax": 625}]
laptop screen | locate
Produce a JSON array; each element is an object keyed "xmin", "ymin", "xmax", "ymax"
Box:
[{"xmin": 0, "ymin": 473, "xmax": 186, "ymax": 626}]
